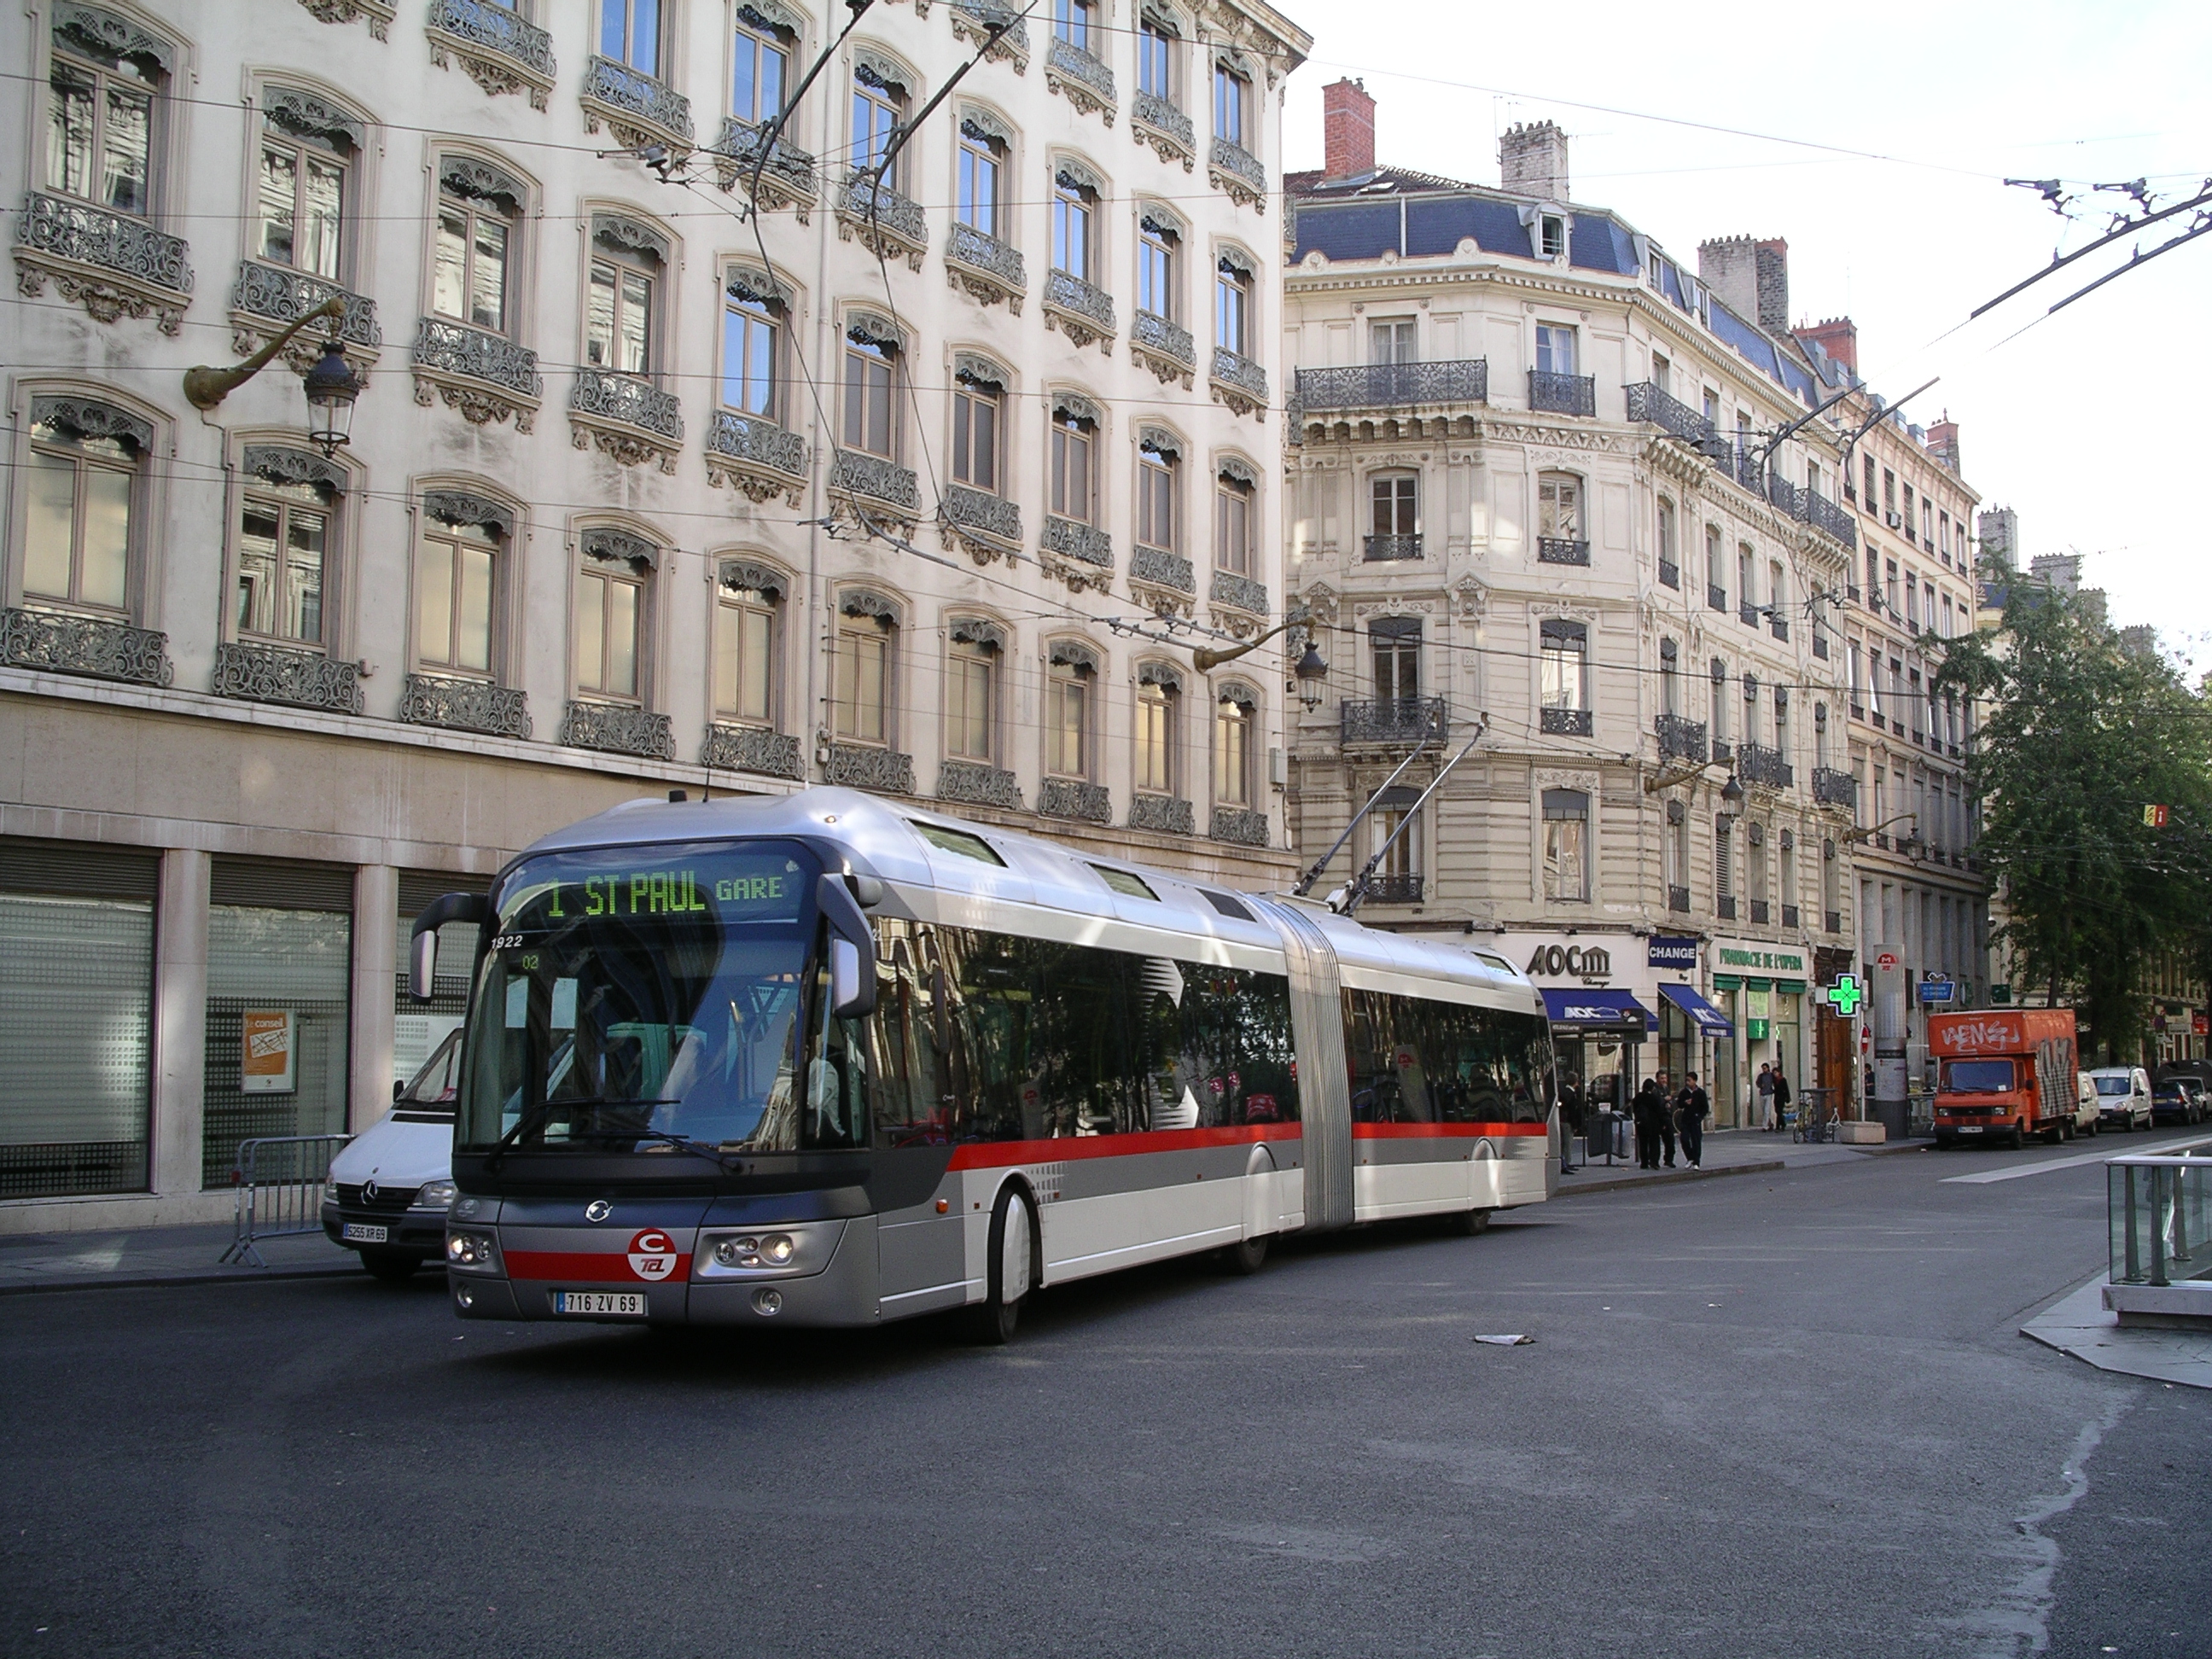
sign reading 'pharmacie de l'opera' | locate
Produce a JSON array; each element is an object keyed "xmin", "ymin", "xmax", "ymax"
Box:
[{"xmin": 1711, "ymin": 938, "xmax": 1811, "ymax": 981}]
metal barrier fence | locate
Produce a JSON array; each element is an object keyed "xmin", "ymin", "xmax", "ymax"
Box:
[
  {"xmin": 2107, "ymin": 1136, "xmax": 2212, "ymax": 1287},
  {"xmin": 218, "ymin": 1132, "xmax": 352, "ymax": 1267}
]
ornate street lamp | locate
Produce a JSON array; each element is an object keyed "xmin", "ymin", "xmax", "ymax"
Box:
[
  {"xmin": 1191, "ymin": 608, "xmax": 1329, "ymax": 711},
  {"xmin": 181, "ymin": 294, "xmax": 362, "ymax": 457}
]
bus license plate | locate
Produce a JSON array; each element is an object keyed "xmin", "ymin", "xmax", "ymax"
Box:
[
  {"xmin": 341, "ymin": 1222, "xmax": 388, "ymax": 1243},
  {"xmin": 554, "ymin": 1291, "xmax": 646, "ymax": 1316}
]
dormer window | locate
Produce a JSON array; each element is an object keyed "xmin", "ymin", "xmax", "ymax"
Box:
[{"xmin": 1540, "ymin": 212, "xmax": 1567, "ymax": 258}]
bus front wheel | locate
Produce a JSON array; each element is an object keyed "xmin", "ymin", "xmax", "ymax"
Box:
[
  {"xmin": 1448, "ymin": 1208, "xmax": 1493, "ymax": 1237},
  {"xmin": 966, "ymin": 1185, "xmax": 1035, "ymax": 1345},
  {"xmin": 1221, "ymin": 1234, "xmax": 1270, "ymax": 1275}
]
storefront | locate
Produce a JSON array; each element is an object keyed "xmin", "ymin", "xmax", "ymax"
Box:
[
  {"xmin": 1711, "ymin": 936, "xmax": 1812, "ymax": 1127},
  {"xmin": 1540, "ymin": 987, "xmax": 1654, "ymax": 1116},
  {"xmin": 1658, "ymin": 983, "xmax": 1734, "ymax": 1096},
  {"xmin": 1511, "ymin": 930, "xmax": 1685, "ymax": 1114}
]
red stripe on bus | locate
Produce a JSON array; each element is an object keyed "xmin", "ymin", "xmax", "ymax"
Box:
[
  {"xmin": 947, "ymin": 1122, "xmax": 1302, "ymax": 1170},
  {"xmin": 1352, "ymin": 1121, "xmax": 1550, "ymax": 1139},
  {"xmin": 503, "ymin": 1250, "xmax": 693, "ymax": 1284}
]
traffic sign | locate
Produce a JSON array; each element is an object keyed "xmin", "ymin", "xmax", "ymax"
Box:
[
  {"xmin": 1822, "ymin": 975, "xmax": 1865, "ymax": 1017},
  {"xmin": 1877, "ymin": 952, "xmax": 1898, "ymax": 970},
  {"xmin": 2145, "ymin": 804, "xmax": 2170, "ymax": 827},
  {"xmin": 1917, "ymin": 978, "xmax": 1957, "ymax": 1005}
]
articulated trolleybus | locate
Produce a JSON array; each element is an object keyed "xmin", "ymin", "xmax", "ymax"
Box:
[{"xmin": 413, "ymin": 789, "xmax": 1557, "ymax": 1340}]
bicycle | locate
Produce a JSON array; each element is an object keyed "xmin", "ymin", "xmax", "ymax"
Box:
[{"xmin": 1791, "ymin": 1098, "xmax": 1834, "ymax": 1143}]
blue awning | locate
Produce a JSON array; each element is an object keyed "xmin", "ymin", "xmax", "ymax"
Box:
[
  {"xmin": 1661, "ymin": 982, "xmax": 1735, "ymax": 1038},
  {"xmin": 1541, "ymin": 987, "xmax": 1652, "ymax": 1038}
]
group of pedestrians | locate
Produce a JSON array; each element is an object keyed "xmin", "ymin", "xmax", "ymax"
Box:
[
  {"xmin": 1630, "ymin": 1071, "xmax": 1710, "ymax": 1168},
  {"xmin": 1754, "ymin": 1061, "xmax": 1794, "ymax": 1132}
]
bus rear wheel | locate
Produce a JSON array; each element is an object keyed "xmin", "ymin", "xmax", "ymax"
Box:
[
  {"xmin": 965, "ymin": 1185, "xmax": 1034, "ymax": 1346},
  {"xmin": 1448, "ymin": 1208, "xmax": 1493, "ymax": 1237}
]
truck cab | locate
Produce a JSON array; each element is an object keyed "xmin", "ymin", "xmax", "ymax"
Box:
[{"xmin": 1930, "ymin": 1010, "xmax": 2080, "ymax": 1150}]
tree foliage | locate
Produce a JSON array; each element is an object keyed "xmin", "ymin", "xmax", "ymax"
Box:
[{"xmin": 1936, "ymin": 585, "xmax": 2212, "ymax": 1063}]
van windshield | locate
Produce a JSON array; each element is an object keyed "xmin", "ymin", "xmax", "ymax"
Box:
[
  {"xmin": 1941, "ymin": 1059, "xmax": 2014, "ymax": 1094},
  {"xmin": 457, "ymin": 841, "xmax": 835, "ymax": 1157},
  {"xmin": 2093, "ymin": 1074, "xmax": 2133, "ymax": 1097}
]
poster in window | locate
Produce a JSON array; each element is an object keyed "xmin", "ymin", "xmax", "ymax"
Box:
[{"xmin": 241, "ymin": 1010, "xmax": 297, "ymax": 1094}]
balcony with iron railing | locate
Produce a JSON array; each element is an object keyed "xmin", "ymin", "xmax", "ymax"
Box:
[
  {"xmin": 1659, "ymin": 559, "xmax": 1680, "ymax": 589},
  {"xmin": 1363, "ymin": 533, "xmax": 1423, "ymax": 562},
  {"xmin": 1781, "ymin": 904, "xmax": 1800, "ymax": 929},
  {"xmin": 1807, "ymin": 491, "xmax": 1858, "ymax": 549},
  {"xmin": 1718, "ymin": 895, "xmax": 1738, "ymax": 921},
  {"xmin": 1738, "ymin": 742, "xmax": 1793, "ymax": 789},
  {"xmin": 1295, "ymin": 360, "xmax": 1488, "ymax": 413},
  {"xmin": 580, "ymin": 55, "xmax": 694, "ymax": 151},
  {"xmin": 1668, "ymin": 885, "xmax": 1691, "ymax": 914},
  {"xmin": 1711, "ymin": 738, "xmax": 1732, "ymax": 765},
  {"xmin": 1825, "ymin": 910, "xmax": 1842, "ymax": 934},
  {"xmin": 713, "ymin": 119, "xmax": 818, "ymax": 212},
  {"xmin": 1813, "ymin": 766, "xmax": 1857, "ymax": 809},
  {"xmin": 1769, "ymin": 614, "xmax": 1790, "ymax": 643},
  {"xmin": 1365, "ymin": 873, "xmax": 1424, "ymax": 905},
  {"xmin": 1538, "ymin": 538, "xmax": 1591, "ymax": 566},
  {"xmin": 1341, "ymin": 696, "xmax": 1447, "ymax": 748},
  {"xmin": 1528, "ymin": 370, "xmax": 1596, "ymax": 416},
  {"xmin": 1655, "ymin": 713, "xmax": 1708, "ymax": 765},
  {"xmin": 1749, "ymin": 899, "xmax": 1771, "ymax": 925},
  {"xmin": 428, "ymin": 0, "xmax": 557, "ymax": 104},
  {"xmin": 15, "ymin": 190, "xmax": 194, "ymax": 331},
  {"xmin": 1812, "ymin": 633, "xmax": 1830, "ymax": 660},
  {"xmin": 1208, "ymin": 138, "xmax": 1266, "ymax": 209},
  {"xmin": 1708, "ymin": 583, "xmax": 1728, "ymax": 613},
  {"xmin": 1541, "ymin": 706, "xmax": 1594, "ymax": 737},
  {"xmin": 1739, "ymin": 601, "xmax": 1760, "ymax": 626},
  {"xmin": 1624, "ymin": 381, "xmax": 1718, "ymax": 445}
]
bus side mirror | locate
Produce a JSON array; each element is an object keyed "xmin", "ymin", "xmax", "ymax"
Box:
[
  {"xmin": 410, "ymin": 892, "xmax": 490, "ymax": 1002},
  {"xmin": 817, "ymin": 875, "xmax": 878, "ymax": 1020}
]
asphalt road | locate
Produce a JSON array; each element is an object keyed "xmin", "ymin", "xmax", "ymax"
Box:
[{"xmin": 3, "ymin": 1144, "xmax": 2204, "ymax": 1659}]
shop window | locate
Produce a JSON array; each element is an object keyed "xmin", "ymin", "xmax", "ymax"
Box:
[
  {"xmin": 0, "ymin": 841, "xmax": 158, "ymax": 1198},
  {"xmin": 201, "ymin": 858, "xmax": 354, "ymax": 1190}
]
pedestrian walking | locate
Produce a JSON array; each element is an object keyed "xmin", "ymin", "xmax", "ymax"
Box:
[
  {"xmin": 1558, "ymin": 1071, "xmax": 1585, "ymax": 1173},
  {"xmin": 1773, "ymin": 1068, "xmax": 1792, "ymax": 1133},
  {"xmin": 1674, "ymin": 1073, "xmax": 1710, "ymax": 1168},
  {"xmin": 1633, "ymin": 1072, "xmax": 1668, "ymax": 1169},
  {"xmin": 1654, "ymin": 1068, "xmax": 1676, "ymax": 1165},
  {"xmin": 1756, "ymin": 1062, "xmax": 1778, "ymax": 1131}
]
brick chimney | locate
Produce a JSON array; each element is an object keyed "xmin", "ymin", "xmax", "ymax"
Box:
[
  {"xmin": 1926, "ymin": 412, "xmax": 1962, "ymax": 475},
  {"xmin": 1795, "ymin": 316, "xmax": 1858, "ymax": 374},
  {"xmin": 1698, "ymin": 235, "xmax": 1790, "ymax": 332},
  {"xmin": 1322, "ymin": 78, "xmax": 1376, "ymax": 180},
  {"xmin": 1499, "ymin": 120, "xmax": 1569, "ymax": 201}
]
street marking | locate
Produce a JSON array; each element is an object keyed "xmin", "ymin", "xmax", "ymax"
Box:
[{"xmin": 1941, "ymin": 1132, "xmax": 2212, "ymax": 1185}]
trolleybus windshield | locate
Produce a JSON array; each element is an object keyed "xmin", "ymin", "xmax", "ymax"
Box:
[{"xmin": 457, "ymin": 841, "xmax": 831, "ymax": 1157}]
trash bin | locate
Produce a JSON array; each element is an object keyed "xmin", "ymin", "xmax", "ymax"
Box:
[{"xmin": 1590, "ymin": 1109, "xmax": 1631, "ymax": 1162}]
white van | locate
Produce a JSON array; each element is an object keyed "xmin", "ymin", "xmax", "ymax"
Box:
[
  {"xmin": 2085, "ymin": 1066, "xmax": 2154, "ymax": 1132},
  {"xmin": 321, "ymin": 1030, "xmax": 462, "ymax": 1280}
]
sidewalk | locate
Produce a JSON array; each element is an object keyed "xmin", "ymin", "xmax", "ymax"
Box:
[
  {"xmin": 0, "ymin": 1218, "xmax": 360, "ymax": 1295},
  {"xmin": 1554, "ymin": 1126, "xmax": 1935, "ymax": 1196},
  {"xmin": 2023, "ymin": 1275, "xmax": 2212, "ymax": 1391}
]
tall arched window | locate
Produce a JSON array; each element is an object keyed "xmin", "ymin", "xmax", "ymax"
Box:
[
  {"xmin": 1049, "ymin": 395, "xmax": 1098, "ymax": 525},
  {"xmin": 842, "ymin": 318, "xmax": 900, "ymax": 458},
  {"xmin": 255, "ymin": 89, "xmax": 361, "ymax": 282},
  {"xmin": 1046, "ymin": 641, "xmax": 1097, "ymax": 779},
  {"xmin": 1657, "ymin": 497, "xmax": 1679, "ymax": 588},
  {"xmin": 834, "ymin": 591, "xmax": 899, "ymax": 746},
  {"xmin": 715, "ymin": 560, "xmax": 786, "ymax": 727},
  {"xmin": 1538, "ymin": 472, "xmax": 1586, "ymax": 563},
  {"xmin": 720, "ymin": 267, "xmax": 783, "ymax": 418},
  {"xmin": 731, "ymin": 4, "xmax": 793, "ymax": 128},
  {"xmin": 235, "ymin": 447, "xmax": 344, "ymax": 651},
  {"xmin": 573, "ymin": 529, "xmax": 653, "ymax": 702},
  {"xmin": 1137, "ymin": 435, "xmax": 1177, "ymax": 551},
  {"xmin": 22, "ymin": 399, "xmax": 147, "ymax": 619},
  {"xmin": 1542, "ymin": 789, "xmax": 1589, "ymax": 902},
  {"xmin": 414, "ymin": 488, "xmax": 515, "ymax": 689},
  {"xmin": 1135, "ymin": 661, "xmax": 1181, "ymax": 797},
  {"xmin": 1214, "ymin": 682, "xmax": 1256, "ymax": 806},
  {"xmin": 946, "ymin": 617, "xmax": 1003, "ymax": 763},
  {"xmin": 433, "ymin": 157, "xmax": 522, "ymax": 336}
]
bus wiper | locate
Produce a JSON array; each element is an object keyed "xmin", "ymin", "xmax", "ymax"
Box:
[
  {"xmin": 607, "ymin": 1125, "xmax": 750, "ymax": 1173},
  {"xmin": 483, "ymin": 1096, "xmax": 681, "ymax": 1169}
]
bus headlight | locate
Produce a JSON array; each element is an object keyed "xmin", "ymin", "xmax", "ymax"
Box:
[
  {"xmin": 694, "ymin": 1222, "xmax": 842, "ymax": 1280},
  {"xmin": 445, "ymin": 1230, "xmax": 503, "ymax": 1275}
]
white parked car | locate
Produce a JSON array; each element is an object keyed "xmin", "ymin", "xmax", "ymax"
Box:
[
  {"xmin": 322, "ymin": 1030, "xmax": 462, "ymax": 1281},
  {"xmin": 2071, "ymin": 1074, "xmax": 2101, "ymax": 1139},
  {"xmin": 2085, "ymin": 1066, "xmax": 2153, "ymax": 1132}
]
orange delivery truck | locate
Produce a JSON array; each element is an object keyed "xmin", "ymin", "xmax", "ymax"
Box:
[{"xmin": 1930, "ymin": 1009, "xmax": 2080, "ymax": 1149}]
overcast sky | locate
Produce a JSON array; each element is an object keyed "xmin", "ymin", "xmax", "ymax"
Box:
[{"xmin": 1278, "ymin": 0, "xmax": 2212, "ymax": 672}]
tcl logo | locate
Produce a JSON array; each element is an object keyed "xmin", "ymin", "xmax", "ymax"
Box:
[{"xmin": 626, "ymin": 1229, "xmax": 678, "ymax": 1282}]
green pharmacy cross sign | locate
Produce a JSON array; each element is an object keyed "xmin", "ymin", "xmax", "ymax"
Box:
[{"xmin": 1823, "ymin": 975, "xmax": 1865, "ymax": 1018}]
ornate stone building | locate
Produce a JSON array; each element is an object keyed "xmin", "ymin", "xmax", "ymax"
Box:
[
  {"xmin": 1283, "ymin": 84, "xmax": 1860, "ymax": 1124},
  {"xmin": 0, "ymin": 0, "xmax": 1309, "ymax": 1225}
]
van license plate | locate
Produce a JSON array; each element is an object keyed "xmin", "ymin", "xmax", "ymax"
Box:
[
  {"xmin": 341, "ymin": 1222, "xmax": 388, "ymax": 1243},
  {"xmin": 1957, "ymin": 1126, "xmax": 1982, "ymax": 1135},
  {"xmin": 554, "ymin": 1291, "xmax": 646, "ymax": 1316}
]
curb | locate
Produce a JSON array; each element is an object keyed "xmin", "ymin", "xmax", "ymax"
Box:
[
  {"xmin": 0, "ymin": 1262, "xmax": 362, "ymax": 1297},
  {"xmin": 1551, "ymin": 1158, "xmax": 1789, "ymax": 1197}
]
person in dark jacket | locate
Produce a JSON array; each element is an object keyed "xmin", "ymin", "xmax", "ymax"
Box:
[
  {"xmin": 1773, "ymin": 1068, "xmax": 1793, "ymax": 1133},
  {"xmin": 1632, "ymin": 1072, "xmax": 1669, "ymax": 1169},
  {"xmin": 1674, "ymin": 1073, "xmax": 1711, "ymax": 1168}
]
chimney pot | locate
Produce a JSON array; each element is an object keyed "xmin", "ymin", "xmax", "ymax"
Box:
[
  {"xmin": 1322, "ymin": 77, "xmax": 1376, "ymax": 181},
  {"xmin": 1498, "ymin": 119, "xmax": 1569, "ymax": 202}
]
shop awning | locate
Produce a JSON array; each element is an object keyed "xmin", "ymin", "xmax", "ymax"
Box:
[
  {"xmin": 1661, "ymin": 982, "xmax": 1735, "ymax": 1038},
  {"xmin": 1541, "ymin": 987, "xmax": 1653, "ymax": 1039}
]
